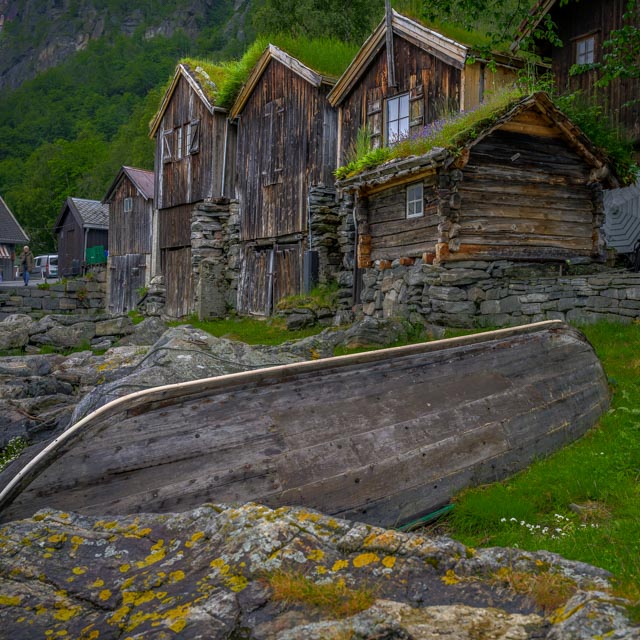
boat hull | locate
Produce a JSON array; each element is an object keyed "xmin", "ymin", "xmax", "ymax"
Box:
[{"xmin": 0, "ymin": 321, "xmax": 609, "ymax": 527}]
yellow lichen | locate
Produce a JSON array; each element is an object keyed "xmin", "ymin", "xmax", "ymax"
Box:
[
  {"xmin": 91, "ymin": 578, "xmax": 105, "ymax": 588},
  {"xmin": 185, "ymin": 532, "xmax": 205, "ymax": 548},
  {"xmin": 441, "ymin": 569, "xmax": 460, "ymax": 585},
  {"xmin": 108, "ymin": 605, "xmax": 131, "ymax": 625},
  {"xmin": 48, "ymin": 534, "xmax": 67, "ymax": 544},
  {"xmin": 72, "ymin": 566, "xmax": 87, "ymax": 575},
  {"xmin": 71, "ymin": 536, "xmax": 84, "ymax": 546},
  {"xmin": 0, "ymin": 595, "xmax": 22, "ymax": 606},
  {"xmin": 382, "ymin": 556, "xmax": 396, "ymax": 569},
  {"xmin": 331, "ymin": 560, "xmax": 349, "ymax": 572},
  {"xmin": 99, "ymin": 590, "xmax": 112, "ymax": 601},
  {"xmin": 53, "ymin": 607, "xmax": 80, "ymax": 622},
  {"xmin": 136, "ymin": 548, "xmax": 166, "ymax": 569},
  {"xmin": 352, "ymin": 553, "xmax": 379, "ymax": 568},
  {"xmin": 119, "ymin": 563, "xmax": 131, "ymax": 574},
  {"xmin": 316, "ymin": 566, "xmax": 327, "ymax": 575},
  {"xmin": 307, "ymin": 549, "xmax": 325, "ymax": 562},
  {"xmin": 168, "ymin": 570, "xmax": 186, "ymax": 584}
]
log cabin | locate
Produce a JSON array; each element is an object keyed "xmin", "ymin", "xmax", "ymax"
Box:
[
  {"xmin": 149, "ymin": 62, "xmax": 237, "ymax": 318},
  {"xmin": 337, "ymin": 92, "xmax": 618, "ymax": 271},
  {"xmin": 328, "ymin": 9, "xmax": 523, "ymax": 167},
  {"xmin": 0, "ymin": 195, "xmax": 28, "ymax": 282},
  {"xmin": 102, "ymin": 166, "xmax": 154, "ymax": 314},
  {"xmin": 53, "ymin": 198, "xmax": 108, "ymax": 278},
  {"xmin": 230, "ymin": 45, "xmax": 341, "ymax": 315},
  {"xmin": 512, "ymin": 0, "xmax": 640, "ymax": 144}
]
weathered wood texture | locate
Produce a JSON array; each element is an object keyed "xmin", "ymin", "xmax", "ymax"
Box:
[
  {"xmin": 154, "ymin": 75, "xmax": 228, "ymax": 211},
  {"xmin": 368, "ymin": 175, "xmax": 439, "ymax": 260},
  {"xmin": 163, "ymin": 246, "xmax": 192, "ymax": 318},
  {"xmin": 108, "ymin": 179, "xmax": 152, "ymax": 256},
  {"xmin": 57, "ymin": 211, "xmax": 108, "ymax": 277},
  {"xmin": 339, "ymin": 35, "xmax": 462, "ymax": 164},
  {"xmin": 107, "ymin": 254, "xmax": 147, "ymax": 315},
  {"xmin": 542, "ymin": 0, "xmax": 640, "ymax": 141},
  {"xmin": 456, "ymin": 119, "xmax": 599, "ymax": 260},
  {"xmin": 463, "ymin": 61, "xmax": 518, "ymax": 112},
  {"xmin": 235, "ymin": 59, "xmax": 338, "ymax": 241},
  {"xmin": 237, "ymin": 244, "xmax": 301, "ymax": 315},
  {"xmin": 0, "ymin": 322, "xmax": 609, "ymax": 529}
]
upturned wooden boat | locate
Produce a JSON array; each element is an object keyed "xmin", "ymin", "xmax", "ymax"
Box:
[{"xmin": 0, "ymin": 321, "xmax": 608, "ymax": 527}]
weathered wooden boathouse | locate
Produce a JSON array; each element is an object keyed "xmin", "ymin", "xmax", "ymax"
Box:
[
  {"xmin": 230, "ymin": 44, "xmax": 340, "ymax": 315},
  {"xmin": 53, "ymin": 197, "xmax": 109, "ymax": 277},
  {"xmin": 149, "ymin": 62, "xmax": 236, "ymax": 318},
  {"xmin": 0, "ymin": 195, "xmax": 28, "ymax": 282},
  {"xmin": 328, "ymin": 10, "xmax": 521, "ymax": 165},
  {"xmin": 338, "ymin": 92, "xmax": 618, "ymax": 270},
  {"xmin": 102, "ymin": 166, "xmax": 155, "ymax": 314}
]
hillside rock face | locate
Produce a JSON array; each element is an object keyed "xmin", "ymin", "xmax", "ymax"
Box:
[
  {"xmin": 1, "ymin": 504, "xmax": 637, "ymax": 639},
  {"xmin": 0, "ymin": 0, "xmax": 253, "ymax": 90}
]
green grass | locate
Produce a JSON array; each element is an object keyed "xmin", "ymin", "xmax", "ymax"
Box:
[
  {"xmin": 276, "ymin": 282, "xmax": 339, "ymax": 311},
  {"xmin": 443, "ymin": 322, "xmax": 640, "ymax": 607},
  {"xmin": 168, "ymin": 314, "xmax": 326, "ymax": 345},
  {"xmin": 0, "ymin": 437, "xmax": 28, "ymax": 472}
]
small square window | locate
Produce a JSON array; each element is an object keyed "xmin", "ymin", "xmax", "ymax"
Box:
[
  {"xmin": 407, "ymin": 183, "xmax": 424, "ymax": 219},
  {"xmin": 576, "ymin": 35, "xmax": 595, "ymax": 64},
  {"xmin": 124, "ymin": 197, "xmax": 133, "ymax": 213},
  {"xmin": 387, "ymin": 94, "xmax": 410, "ymax": 145}
]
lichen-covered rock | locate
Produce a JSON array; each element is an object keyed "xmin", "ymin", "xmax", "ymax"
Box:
[
  {"xmin": 0, "ymin": 504, "xmax": 636, "ymax": 639},
  {"xmin": 0, "ymin": 315, "xmax": 32, "ymax": 350}
]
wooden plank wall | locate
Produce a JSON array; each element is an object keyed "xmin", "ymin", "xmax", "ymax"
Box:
[
  {"xmin": 339, "ymin": 36, "xmax": 462, "ymax": 165},
  {"xmin": 236, "ymin": 60, "xmax": 338, "ymax": 241},
  {"xmin": 550, "ymin": 0, "xmax": 640, "ymax": 141},
  {"xmin": 154, "ymin": 75, "xmax": 227, "ymax": 210},
  {"xmin": 368, "ymin": 176, "xmax": 439, "ymax": 260},
  {"xmin": 457, "ymin": 113, "xmax": 597, "ymax": 260},
  {"xmin": 108, "ymin": 254, "xmax": 147, "ymax": 314},
  {"xmin": 463, "ymin": 61, "xmax": 518, "ymax": 112},
  {"xmin": 109, "ymin": 178, "xmax": 152, "ymax": 256},
  {"xmin": 159, "ymin": 204, "xmax": 193, "ymax": 250},
  {"xmin": 57, "ymin": 210, "xmax": 84, "ymax": 277},
  {"xmin": 163, "ymin": 246, "xmax": 192, "ymax": 318}
]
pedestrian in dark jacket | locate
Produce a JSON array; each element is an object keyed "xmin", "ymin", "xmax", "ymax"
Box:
[{"xmin": 20, "ymin": 246, "xmax": 34, "ymax": 286}]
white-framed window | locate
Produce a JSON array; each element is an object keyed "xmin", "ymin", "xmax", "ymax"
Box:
[
  {"xmin": 386, "ymin": 93, "xmax": 409, "ymax": 145},
  {"xmin": 576, "ymin": 35, "xmax": 595, "ymax": 64},
  {"xmin": 124, "ymin": 197, "xmax": 133, "ymax": 213},
  {"xmin": 186, "ymin": 119, "xmax": 200, "ymax": 154},
  {"xmin": 162, "ymin": 129, "xmax": 173, "ymax": 163},
  {"xmin": 406, "ymin": 182, "xmax": 424, "ymax": 218},
  {"xmin": 176, "ymin": 126, "xmax": 183, "ymax": 160}
]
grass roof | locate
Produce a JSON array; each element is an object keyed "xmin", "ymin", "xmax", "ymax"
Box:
[
  {"xmin": 180, "ymin": 35, "xmax": 360, "ymax": 112},
  {"xmin": 335, "ymin": 89, "xmax": 525, "ymax": 181}
]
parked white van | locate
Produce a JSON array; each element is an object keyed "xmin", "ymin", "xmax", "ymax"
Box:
[{"xmin": 34, "ymin": 255, "xmax": 58, "ymax": 279}]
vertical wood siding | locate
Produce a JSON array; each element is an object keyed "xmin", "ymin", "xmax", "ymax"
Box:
[
  {"xmin": 163, "ymin": 246, "xmax": 192, "ymax": 318},
  {"xmin": 548, "ymin": 0, "xmax": 640, "ymax": 140},
  {"xmin": 108, "ymin": 254, "xmax": 147, "ymax": 314},
  {"xmin": 57, "ymin": 210, "xmax": 84, "ymax": 277},
  {"xmin": 338, "ymin": 36, "xmax": 462, "ymax": 165},
  {"xmin": 154, "ymin": 75, "xmax": 227, "ymax": 210},
  {"xmin": 236, "ymin": 59, "xmax": 338, "ymax": 241},
  {"xmin": 108, "ymin": 178, "xmax": 152, "ymax": 256}
]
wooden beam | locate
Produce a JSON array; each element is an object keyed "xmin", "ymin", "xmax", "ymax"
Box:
[{"xmin": 385, "ymin": 0, "xmax": 397, "ymax": 89}]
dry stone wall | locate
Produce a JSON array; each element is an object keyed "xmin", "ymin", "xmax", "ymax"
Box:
[
  {"xmin": 0, "ymin": 270, "xmax": 106, "ymax": 319},
  {"xmin": 355, "ymin": 259, "xmax": 640, "ymax": 327}
]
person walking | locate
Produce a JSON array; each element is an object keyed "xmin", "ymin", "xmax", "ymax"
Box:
[{"xmin": 20, "ymin": 245, "xmax": 34, "ymax": 286}]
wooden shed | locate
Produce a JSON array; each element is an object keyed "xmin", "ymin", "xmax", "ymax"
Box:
[
  {"xmin": 53, "ymin": 197, "xmax": 109, "ymax": 278},
  {"xmin": 103, "ymin": 166, "xmax": 154, "ymax": 314},
  {"xmin": 0, "ymin": 195, "xmax": 28, "ymax": 282},
  {"xmin": 149, "ymin": 62, "xmax": 236, "ymax": 318},
  {"xmin": 512, "ymin": 0, "xmax": 640, "ymax": 143},
  {"xmin": 338, "ymin": 92, "xmax": 618, "ymax": 269},
  {"xmin": 230, "ymin": 45, "xmax": 339, "ymax": 315},
  {"xmin": 328, "ymin": 10, "xmax": 521, "ymax": 166}
]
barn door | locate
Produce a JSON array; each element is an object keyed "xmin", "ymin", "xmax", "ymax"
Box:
[
  {"xmin": 164, "ymin": 247, "xmax": 192, "ymax": 318},
  {"xmin": 238, "ymin": 244, "xmax": 301, "ymax": 316},
  {"xmin": 108, "ymin": 254, "xmax": 147, "ymax": 314}
]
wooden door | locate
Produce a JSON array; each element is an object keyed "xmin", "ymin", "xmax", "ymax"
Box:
[
  {"xmin": 108, "ymin": 254, "xmax": 147, "ymax": 315},
  {"xmin": 164, "ymin": 247, "xmax": 192, "ymax": 318},
  {"xmin": 238, "ymin": 244, "xmax": 301, "ymax": 316}
]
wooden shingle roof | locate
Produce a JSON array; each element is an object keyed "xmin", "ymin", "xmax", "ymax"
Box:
[{"xmin": 54, "ymin": 197, "xmax": 109, "ymax": 233}]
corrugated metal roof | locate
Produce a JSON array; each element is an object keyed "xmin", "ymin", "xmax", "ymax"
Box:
[
  {"xmin": 123, "ymin": 167, "xmax": 154, "ymax": 200},
  {"xmin": 0, "ymin": 195, "xmax": 29, "ymax": 244},
  {"xmin": 603, "ymin": 178, "xmax": 640, "ymax": 254},
  {"xmin": 70, "ymin": 197, "xmax": 109, "ymax": 228}
]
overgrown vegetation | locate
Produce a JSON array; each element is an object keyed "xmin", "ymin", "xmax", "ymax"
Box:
[
  {"xmin": 264, "ymin": 569, "xmax": 376, "ymax": 618},
  {"xmin": 168, "ymin": 314, "xmax": 325, "ymax": 345},
  {"xmin": 0, "ymin": 437, "xmax": 28, "ymax": 473},
  {"xmin": 276, "ymin": 282, "xmax": 339, "ymax": 311},
  {"xmin": 443, "ymin": 322, "xmax": 640, "ymax": 610}
]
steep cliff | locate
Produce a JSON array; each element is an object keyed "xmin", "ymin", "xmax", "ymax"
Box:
[{"xmin": 0, "ymin": 0, "xmax": 254, "ymax": 91}]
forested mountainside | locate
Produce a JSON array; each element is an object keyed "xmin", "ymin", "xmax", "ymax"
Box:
[{"xmin": 0, "ymin": 0, "xmax": 527, "ymax": 252}]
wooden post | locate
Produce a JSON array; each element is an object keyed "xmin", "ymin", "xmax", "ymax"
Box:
[{"xmin": 385, "ymin": 0, "xmax": 397, "ymax": 89}]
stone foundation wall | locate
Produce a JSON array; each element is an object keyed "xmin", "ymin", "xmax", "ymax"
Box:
[
  {"xmin": 357, "ymin": 259, "xmax": 640, "ymax": 327},
  {"xmin": 308, "ymin": 186, "xmax": 341, "ymax": 285},
  {"xmin": 0, "ymin": 269, "xmax": 107, "ymax": 319},
  {"xmin": 191, "ymin": 199, "xmax": 241, "ymax": 319}
]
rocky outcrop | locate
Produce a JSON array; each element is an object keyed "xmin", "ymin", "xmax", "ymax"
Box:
[{"xmin": 0, "ymin": 504, "xmax": 636, "ymax": 639}]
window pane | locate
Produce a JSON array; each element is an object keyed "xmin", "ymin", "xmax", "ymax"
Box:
[
  {"xmin": 399, "ymin": 94, "xmax": 409, "ymax": 119},
  {"xmin": 398, "ymin": 116, "xmax": 409, "ymax": 139},
  {"xmin": 388, "ymin": 97, "xmax": 398, "ymax": 121}
]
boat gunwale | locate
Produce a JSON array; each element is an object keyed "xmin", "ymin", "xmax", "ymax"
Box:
[{"xmin": 0, "ymin": 320, "xmax": 575, "ymax": 517}]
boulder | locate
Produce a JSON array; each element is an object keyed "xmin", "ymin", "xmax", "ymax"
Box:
[
  {"xmin": 0, "ymin": 504, "xmax": 635, "ymax": 640},
  {"xmin": 0, "ymin": 315, "xmax": 32, "ymax": 350}
]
